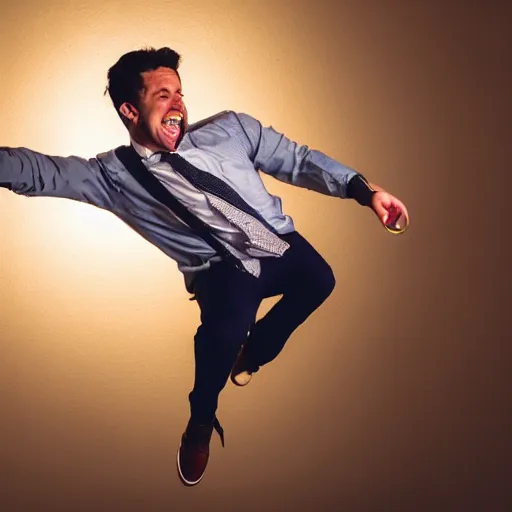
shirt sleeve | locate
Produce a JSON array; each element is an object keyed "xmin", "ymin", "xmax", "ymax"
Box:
[
  {"xmin": 233, "ymin": 112, "xmax": 359, "ymax": 199},
  {"xmin": 0, "ymin": 146, "xmax": 115, "ymax": 209}
]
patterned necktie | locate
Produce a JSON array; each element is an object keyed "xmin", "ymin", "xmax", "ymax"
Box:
[{"xmin": 159, "ymin": 152, "xmax": 289, "ymax": 277}]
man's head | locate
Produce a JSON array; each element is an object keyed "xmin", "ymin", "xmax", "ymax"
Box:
[{"xmin": 106, "ymin": 47, "xmax": 188, "ymax": 152}]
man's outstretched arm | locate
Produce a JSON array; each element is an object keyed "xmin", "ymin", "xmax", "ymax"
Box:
[
  {"xmin": 0, "ymin": 147, "xmax": 114, "ymax": 210},
  {"xmin": 234, "ymin": 112, "xmax": 409, "ymax": 226}
]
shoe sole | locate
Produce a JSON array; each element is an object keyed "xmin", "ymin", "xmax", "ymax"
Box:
[
  {"xmin": 230, "ymin": 370, "xmax": 252, "ymax": 387},
  {"xmin": 176, "ymin": 446, "xmax": 206, "ymax": 487}
]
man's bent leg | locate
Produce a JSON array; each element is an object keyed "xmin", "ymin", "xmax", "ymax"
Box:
[{"xmin": 242, "ymin": 232, "xmax": 336, "ymax": 371}]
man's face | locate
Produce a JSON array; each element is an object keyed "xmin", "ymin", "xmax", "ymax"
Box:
[{"xmin": 123, "ymin": 66, "xmax": 188, "ymax": 152}]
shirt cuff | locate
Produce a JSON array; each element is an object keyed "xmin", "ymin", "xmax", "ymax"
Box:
[{"xmin": 346, "ymin": 174, "xmax": 375, "ymax": 207}]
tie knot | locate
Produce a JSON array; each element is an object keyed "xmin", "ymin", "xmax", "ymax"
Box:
[{"xmin": 158, "ymin": 151, "xmax": 180, "ymax": 163}]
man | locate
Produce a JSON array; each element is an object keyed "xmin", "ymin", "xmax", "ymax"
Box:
[{"xmin": 0, "ymin": 47, "xmax": 408, "ymax": 486}]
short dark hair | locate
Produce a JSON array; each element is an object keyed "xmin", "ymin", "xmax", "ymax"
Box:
[{"xmin": 105, "ymin": 47, "xmax": 181, "ymax": 118}]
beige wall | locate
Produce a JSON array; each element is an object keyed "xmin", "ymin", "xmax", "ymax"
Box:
[{"xmin": 0, "ymin": 1, "xmax": 509, "ymax": 510}]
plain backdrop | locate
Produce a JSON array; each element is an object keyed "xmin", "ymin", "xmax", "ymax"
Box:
[{"xmin": 0, "ymin": 1, "xmax": 510, "ymax": 511}]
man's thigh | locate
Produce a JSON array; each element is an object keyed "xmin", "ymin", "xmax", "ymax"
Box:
[
  {"xmin": 260, "ymin": 231, "xmax": 335, "ymax": 298},
  {"xmin": 194, "ymin": 262, "xmax": 263, "ymax": 334}
]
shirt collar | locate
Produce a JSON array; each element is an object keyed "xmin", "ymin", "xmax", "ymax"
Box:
[
  {"xmin": 130, "ymin": 138, "xmax": 181, "ymax": 165},
  {"xmin": 130, "ymin": 138, "xmax": 156, "ymax": 160}
]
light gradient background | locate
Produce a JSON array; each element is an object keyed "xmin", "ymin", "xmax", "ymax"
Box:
[{"xmin": 0, "ymin": 1, "xmax": 510, "ymax": 510}]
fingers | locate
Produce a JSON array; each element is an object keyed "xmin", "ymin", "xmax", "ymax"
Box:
[
  {"xmin": 373, "ymin": 200, "xmax": 390, "ymax": 224},
  {"xmin": 373, "ymin": 193, "xmax": 409, "ymax": 226},
  {"xmin": 393, "ymin": 199, "xmax": 409, "ymax": 223}
]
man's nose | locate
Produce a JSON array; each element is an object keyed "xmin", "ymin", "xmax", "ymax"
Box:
[{"xmin": 172, "ymin": 97, "xmax": 184, "ymax": 110}]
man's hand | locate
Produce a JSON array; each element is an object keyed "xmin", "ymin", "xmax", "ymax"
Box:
[{"xmin": 371, "ymin": 190, "xmax": 409, "ymax": 228}]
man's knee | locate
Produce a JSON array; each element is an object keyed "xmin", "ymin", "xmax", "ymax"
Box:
[
  {"xmin": 295, "ymin": 259, "xmax": 335, "ymax": 303},
  {"xmin": 317, "ymin": 263, "xmax": 336, "ymax": 301},
  {"xmin": 299, "ymin": 261, "xmax": 336, "ymax": 304}
]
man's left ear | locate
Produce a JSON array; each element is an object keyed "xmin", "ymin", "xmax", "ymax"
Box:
[{"xmin": 119, "ymin": 102, "xmax": 139, "ymax": 124}]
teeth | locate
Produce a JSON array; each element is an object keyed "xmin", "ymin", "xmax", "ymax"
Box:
[
  {"xmin": 163, "ymin": 118, "xmax": 181, "ymax": 126},
  {"xmin": 163, "ymin": 111, "xmax": 183, "ymax": 126}
]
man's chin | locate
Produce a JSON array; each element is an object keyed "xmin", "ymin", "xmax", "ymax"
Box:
[
  {"xmin": 166, "ymin": 140, "xmax": 179, "ymax": 152},
  {"xmin": 151, "ymin": 136, "xmax": 177, "ymax": 153},
  {"xmin": 159, "ymin": 131, "xmax": 181, "ymax": 152}
]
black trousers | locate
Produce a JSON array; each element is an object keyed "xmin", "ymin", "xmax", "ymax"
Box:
[{"xmin": 188, "ymin": 231, "xmax": 336, "ymax": 422}]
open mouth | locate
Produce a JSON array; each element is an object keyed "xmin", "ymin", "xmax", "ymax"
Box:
[
  {"xmin": 162, "ymin": 110, "xmax": 183, "ymax": 127},
  {"xmin": 161, "ymin": 110, "xmax": 184, "ymax": 143}
]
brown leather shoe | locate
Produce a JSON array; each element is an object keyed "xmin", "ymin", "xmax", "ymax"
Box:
[{"xmin": 177, "ymin": 416, "xmax": 224, "ymax": 486}]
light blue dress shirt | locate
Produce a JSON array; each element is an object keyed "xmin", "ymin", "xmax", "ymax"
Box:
[{"xmin": 0, "ymin": 110, "xmax": 358, "ymax": 290}]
